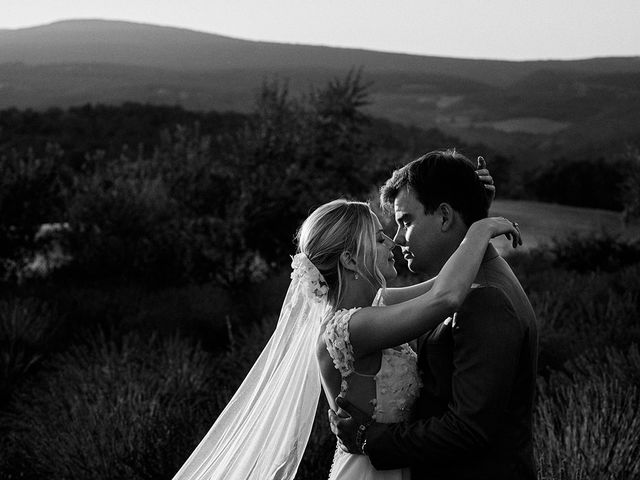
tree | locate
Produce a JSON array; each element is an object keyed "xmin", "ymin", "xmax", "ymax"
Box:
[
  {"xmin": 1, "ymin": 72, "xmax": 378, "ymax": 289},
  {"xmin": 215, "ymin": 72, "xmax": 376, "ymax": 286},
  {"xmin": 621, "ymin": 147, "xmax": 640, "ymax": 225}
]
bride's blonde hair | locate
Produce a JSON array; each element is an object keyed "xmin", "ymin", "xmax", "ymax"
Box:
[{"xmin": 296, "ymin": 199, "xmax": 387, "ymax": 308}]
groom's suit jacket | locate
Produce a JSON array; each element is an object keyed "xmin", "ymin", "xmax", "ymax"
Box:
[{"xmin": 366, "ymin": 244, "xmax": 538, "ymax": 480}]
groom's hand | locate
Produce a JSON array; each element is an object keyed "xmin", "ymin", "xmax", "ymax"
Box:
[{"xmin": 328, "ymin": 396, "xmax": 370, "ymax": 454}]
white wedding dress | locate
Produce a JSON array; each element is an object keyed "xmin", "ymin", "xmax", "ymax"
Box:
[
  {"xmin": 172, "ymin": 257, "xmax": 420, "ymax": 480},
  {"xmin": 322, "ymin": 295, "xmax": 422, "ymax": 480}
]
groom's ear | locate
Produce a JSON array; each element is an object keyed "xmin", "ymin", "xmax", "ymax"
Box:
[
  {"xmin": 438, "ymin": 203, "xmax": 455, "ymax": 232},
  {"xmin": 339, "ymin": 251, "xmax": 358, "ymax": 273}
]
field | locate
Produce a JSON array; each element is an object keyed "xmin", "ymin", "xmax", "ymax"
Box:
[
  {"xmin": 490, "ymin": 199, "xmax": 640, "ymax": 254},
  {"xmin": 1, "ymin": 89, "xmax": 639, "ymax": 478},
  {"xmin": 2, "ymin": 198, "xmax": 640, "ymax": 479}
]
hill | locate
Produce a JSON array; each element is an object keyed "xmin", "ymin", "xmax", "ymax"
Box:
[
  {"xmin": 2, "ymin": 20, "xmax": 639, "ymax": 85},
  {"xmin": 1, "ymin": 19, "xmax": 639, "ymax": 165}
]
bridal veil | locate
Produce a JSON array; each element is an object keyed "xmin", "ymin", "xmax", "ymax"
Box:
[{"xmin": 173, "ymin": 253, "xmax": 331, "ymax": 480}]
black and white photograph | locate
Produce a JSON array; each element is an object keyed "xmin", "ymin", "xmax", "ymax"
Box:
[{"xmin": 1, "ymin": 1, "xmax": 640, "ymax": 479}]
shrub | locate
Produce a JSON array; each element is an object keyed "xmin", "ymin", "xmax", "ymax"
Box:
[
  {"xmin": 0, "ymin": 297, "xmax": 62, "ymax": 404},
  {"xmin": 62, "ymin": 150, "xmax": 195, "ymax": 285},
  {"xmin": 507, "ymin": 242, "xmax": 640, "ymax": 374},
  {"xmin": 620, "ymin": 147, "xmax": 640, "ymax": 224},
  {"xmin": 528, "ymin": 264, "xmax": 640, "ymax": 373},
  {"xmin": 1, "ymin": 332, "xmax": 221, "ymax": 480},
  {"xmin": 0, "ymin": 146, "xmax": 72, "ymax": 283},
  {"xmin": 550, "ymin": 231, "xmax": 640, "ymax": 273},
  {"xmin": 535, "ymin": 345, "xmax": 640, "ymax": 479},
  {"xmin": 0, "ymin": 316, "xmax": 335, "ymax": 480}
]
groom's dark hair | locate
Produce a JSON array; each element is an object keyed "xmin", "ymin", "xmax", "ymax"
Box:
[{"xmin": 380, "ymin": 149, "xmax": 489, "ymax": 227}]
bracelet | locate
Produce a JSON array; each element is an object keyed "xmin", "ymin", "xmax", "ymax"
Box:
[{"xmin": 355, "ymin": 420, "xmax": 372, "ymax": 455}]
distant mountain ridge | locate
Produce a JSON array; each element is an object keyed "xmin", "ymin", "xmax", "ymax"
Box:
[
  {"xmin": 2, "ymin": 19, "xmax": 639, "ymax": 86},
  {"xmin": 1, "ymin": 19, "xmax": 639, "ymax": 165}
]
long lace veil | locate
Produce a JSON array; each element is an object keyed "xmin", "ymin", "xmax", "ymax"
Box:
[{"xmin": 173, "ymin": 253, "xmax": 331, "ymax": 480}]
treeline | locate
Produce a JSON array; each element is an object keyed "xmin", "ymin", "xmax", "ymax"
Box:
[
  {"xmin": 524, "ymin": 155, "xmax": 639, "ymax": 211},
  {"xmin": 2, "ymin": 73, "xmax": 639, "ymax": 289},
  {"xmin": 0, "ymin": 74, "xmax": 360, "ymax": 286},
  {"xmin": 2, "ymin": 90, "xmax": 638, "ymax": 217},
  {"xmin": 0, "ymin": 73, "xmax": 475, "ymax": 288},
  {"xmin": 0, "ymin": 93, "xmax": 461, "ymax": 166},
  {"xmin": 0, "ymin": 103, "xmax": 247, "ymax": 161}
]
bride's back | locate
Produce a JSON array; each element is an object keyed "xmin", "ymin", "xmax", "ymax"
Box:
[{"xmin": 316, "ymin": 310, "xmax": 381, "ymax": 415}]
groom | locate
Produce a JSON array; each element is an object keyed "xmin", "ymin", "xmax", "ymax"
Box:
[{"xmin": 330, "ymin": 150, "xmax": 538, "ymax": 479}]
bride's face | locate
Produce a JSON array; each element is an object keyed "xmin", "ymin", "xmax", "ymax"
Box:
[{"xmin": 371, "ymin": 215, "xmax": 397, "ymax": 282}]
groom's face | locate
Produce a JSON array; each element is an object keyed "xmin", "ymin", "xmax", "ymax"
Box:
[{"xmin": 392, "ymin": 188, "xmax": 445, "ymax": 276}]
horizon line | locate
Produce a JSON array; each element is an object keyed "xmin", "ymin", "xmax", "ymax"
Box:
[{"xmin": 2, "ymin": 18, "xmax": 639, "ymax": 63}]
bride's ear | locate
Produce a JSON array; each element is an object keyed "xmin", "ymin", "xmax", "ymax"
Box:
[{"xmin": 339, "ymin": 251, "xmax": 358, "ymax": 273}]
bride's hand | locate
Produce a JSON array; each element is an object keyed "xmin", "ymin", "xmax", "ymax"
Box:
[
  {"xmin": 476, "ymin": 156, "xmax": 496, "ymax": 206},
  {"xmin": 474, "ymin": 217, "xmax": 522, "ymax": 248}
]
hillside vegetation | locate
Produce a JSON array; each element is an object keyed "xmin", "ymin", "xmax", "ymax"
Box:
[
  {"xmin": 1, "ymin": 20, "xmax": 639, "ymax": 166},
  {"xmin": 1, "ymin": 74, "xmax": 640, "ymax": 480}
]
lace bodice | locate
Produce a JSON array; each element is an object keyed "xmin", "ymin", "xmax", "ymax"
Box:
[{"xmin": 322, "ymin": 301, "xmax": 422, "ymax": 423}]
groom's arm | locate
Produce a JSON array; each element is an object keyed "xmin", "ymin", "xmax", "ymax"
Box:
[{"xmin": 365, "ymin": 286, "xmax": 523, "ymax": 469}]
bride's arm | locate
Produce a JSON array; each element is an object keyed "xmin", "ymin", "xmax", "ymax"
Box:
[
  {"xmin": 380, "ymin": 278, "xmax": 436, "ymax": 306},
  {"xmin": 349, "ymin": 217, "xmax": 520, "ymax": 358}
]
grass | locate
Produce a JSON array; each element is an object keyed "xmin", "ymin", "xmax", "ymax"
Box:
[
  {"xmin": 0, "ymin": 297, "xmax": 63, "ymax": 404},
  {"xmin": 2, "ymin": 201, "xmax": 640, "ymax": 479},
  {"xmin": 1, "ymin": 332, "xmax": 223, "ymax": 480},
  {"xmin": 535, "ymin": 345, "xmax": 640, "ymax": 479},
  {"xmin": 489, "ymin": 199, "xmax": 640, "ymax": 254},
  {"xmin": 479, "ymin": 118, "xmax": 570, "ymax": 135},
  {"xmin": 0, "ymin": 319, "xmax": 334, "ymax": 480},
  {"xmin": 3, "ymin": 256, "xmax": 638, "ymax": 480}
]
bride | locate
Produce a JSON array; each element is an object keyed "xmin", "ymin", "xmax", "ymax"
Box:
[{"xmin": 172, "ymin": 178, "xmax": 520, "ymax": 480}]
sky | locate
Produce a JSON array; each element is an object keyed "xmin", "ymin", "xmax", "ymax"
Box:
[{"xmin": 2, "ymin": 0, "xmax": 640, "ymax": 60}]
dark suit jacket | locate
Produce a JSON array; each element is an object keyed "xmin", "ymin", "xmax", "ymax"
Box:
[{"xmin": 366, "ymin": 244, "xmax": 538, "ymax": 479}]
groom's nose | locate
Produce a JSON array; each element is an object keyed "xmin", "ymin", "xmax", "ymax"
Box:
[{"xmin": 393, "ymin": 228, "xmax": 406, "ymax": 246}]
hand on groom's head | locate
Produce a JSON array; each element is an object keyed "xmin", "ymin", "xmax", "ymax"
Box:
[{"xmin": 476, "ymin": 156, "xmax": 496, "ymax": 206}]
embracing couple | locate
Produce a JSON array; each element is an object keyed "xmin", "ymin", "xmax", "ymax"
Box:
[{"xmin": 173, "ymin": 149, "xmax": 538, "ymax": 480}]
